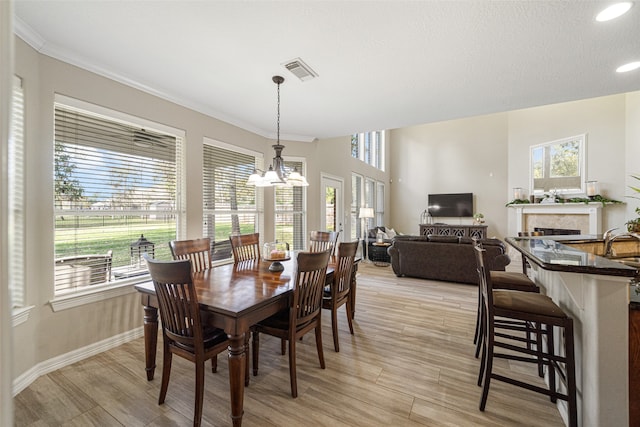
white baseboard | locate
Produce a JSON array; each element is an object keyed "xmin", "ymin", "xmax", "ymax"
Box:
[{"xmin": 12, "ymin": 327, "xmax": 144, "ymax": 396}]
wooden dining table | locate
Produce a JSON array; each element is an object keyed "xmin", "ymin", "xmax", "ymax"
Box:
[{"xmin": 134, "ymin": 255, "xmax": 357, "ymax": 426}]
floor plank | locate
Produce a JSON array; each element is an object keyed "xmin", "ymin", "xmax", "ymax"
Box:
[{"xmin": 14, "ymin": 262, "xmax": 565, "ymax": 426}]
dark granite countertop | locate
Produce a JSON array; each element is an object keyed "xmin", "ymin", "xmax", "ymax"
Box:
[{"xmin": 505, "ymin": 236, "xmax": 638, "ymax": 277}]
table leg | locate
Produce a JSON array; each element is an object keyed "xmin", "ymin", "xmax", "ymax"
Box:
[
  {"xmin": 349, "ymin": 263, "xmax": 358, "ymax": 319},
  {"xmin": 227, "ymin": 332, "xmax": 246, "ymax": 427},
  {"xmin": 142, "ymin": 305, "xmax": 158, "ymax": 381}
]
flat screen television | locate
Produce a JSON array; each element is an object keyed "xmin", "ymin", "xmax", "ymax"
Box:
[{"xmin": 428, "ymin": 192, "xmax": 473, "ymax": 218}]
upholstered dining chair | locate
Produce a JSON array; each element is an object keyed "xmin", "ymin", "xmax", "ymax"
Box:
[
  {"xmin": 322, "ymin": 240, "xmax": 358, "ymax": 352},
  {"xmin": 474, "ymin": 246, "xmax": 577, "ymax": 427},
  {"xmin": 309, "ymin": 230, "xmax": 339, "ymax": 255},
  {"xmin": 169, "ymin": 238, "xmax": 212, "ymax": 273},
  {"xmin": 229, "ymin": 232, "xmax": 261, "ymax": 263},
  {"xmin": 145, "ymin": 256, "xmax": 229, "ymax": 427},
  {"xmin": 251, "ymin": 250, "xmax": 331, "ymax": 398}
]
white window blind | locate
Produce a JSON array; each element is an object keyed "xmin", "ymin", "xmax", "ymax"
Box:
[
  {"xmin": 376, "ymin": 182, "xmax": 385, "ymax": 226},
  {"xmin": 365, "ymin": 178, "xmax": 376, "ymax": 229},
  {"xmin": 351, "ymin": 174, "xmax": 362, "ymax": 240},
  {"xmin": 9, "ymin": 75, "xmax": 25, "ymax": 307},
  {"xmin": 53, "ymin": 101, "xmax": 183, "ymax": 294},
  {"xmin": 275, "ymin": 160, "xmax": 306, "ymax": 250},
  {"xmin": 202, "ymin": 140, "xmax": 262, "ymax": 262}
]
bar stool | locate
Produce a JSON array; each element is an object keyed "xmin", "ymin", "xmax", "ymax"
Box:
[
  {"xmin": 474, "ymin": 268, "xmax": 540, "ymax": 358},
  {"xmin": 474, "ymin": 246, "xmax": 578, "ymax": 427}
]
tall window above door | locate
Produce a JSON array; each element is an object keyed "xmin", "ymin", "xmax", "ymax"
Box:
[
  {"xmin": 351, "ymin": 131, "xmax": 385, "ymax": 170},
  {"xmin": 351, "ymin": 174, "xmax": 363, "ymax": 240},
  {"xmin": 275, "ymin": 159, "xmax": 307, "ymax": 250},
  {"xmin": 202, "ymin": 139, "xmax": 263, "ymax": 263}
]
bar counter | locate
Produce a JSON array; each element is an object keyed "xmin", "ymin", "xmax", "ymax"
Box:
[{"xmin": 505, "ymin": 236, "xmax": 638, "ymax": 427}]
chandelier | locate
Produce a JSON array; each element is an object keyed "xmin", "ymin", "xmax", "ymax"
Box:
[{"xmin": 247, "ymin": 76, "xmax": 309, "ymax": 187}]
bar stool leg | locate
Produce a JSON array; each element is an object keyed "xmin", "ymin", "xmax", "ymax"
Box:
[
  {"xmin": 564, "ymin": 319, "xmax": 578, "ymax": 427},
  {"xmin": 547, "ymin": 325, "xmax": 556, "ymax": 403}
]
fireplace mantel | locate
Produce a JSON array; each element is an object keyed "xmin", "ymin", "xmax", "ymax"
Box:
[{"xmin": 508, "ymin": 202, "xmax": 603, "ymax": 235}]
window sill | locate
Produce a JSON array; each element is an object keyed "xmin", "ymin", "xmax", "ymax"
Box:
[
  {"xmin": 49, "ymin": 275, "xmax": 151, "ymax": 312},
  {"xmin": 12, "ymin": 305, "xmax": 36, "ymax": 327}
]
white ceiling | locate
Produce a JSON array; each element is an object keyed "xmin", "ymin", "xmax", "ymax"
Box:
[{"xmin": 13, "ymin": 1, "xmax": 640, "ymax": 142}]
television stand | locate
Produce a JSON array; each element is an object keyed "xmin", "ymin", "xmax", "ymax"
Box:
[{"xmin": 419, "ymin": 223, "xmax": 487, "ymax": 239}]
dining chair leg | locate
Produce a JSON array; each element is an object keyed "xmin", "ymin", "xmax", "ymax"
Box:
[
  {"xmin": 211, "ymin": 356, "xmax": 217, "ymax": 373},
  {"xmin": 288, "ymin": 337, "xmax": 298, "ymax": 398},
  {"xmin": 194, "ymin": 360, "xmax": 205, "ymax": 427},
  {"xmin": 331, "ymin": 307, "xmax": 340, "ymax": 352},
  {"xmin": 159, "ymin": 345, "xmax": 172, "ymax": 404},
  {"xmin": 345, "ymin": 300, "xmax": 355, "ymax": 335},
  {"xmin": 281, "ymin": 338, "xmax": 286, "ymax": 355},
  {"xmin": 251, "ymin": 330, "xmax": 260, "ymax": 376},
  {"xmin": 315, "ymin": 324, "xmax": 326, "ymax": 369}
]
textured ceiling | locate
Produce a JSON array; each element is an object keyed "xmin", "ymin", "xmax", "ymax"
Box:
[{"xmin": 13, "ymin": 1, "xmax": 640, "ymax": 141}]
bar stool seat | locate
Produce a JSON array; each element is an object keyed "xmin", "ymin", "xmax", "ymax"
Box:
[
  {"xmin": 493, "ymin": 290, "xmax": 565, "ymax": 318},
  {"xmin": 490, "ymin": 271, "xmax": 539, "ymax": 292}
]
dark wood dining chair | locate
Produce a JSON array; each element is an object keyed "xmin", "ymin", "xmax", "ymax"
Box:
[
  {"xmin": 474, "ymin": 246, "xmax": 577, "ymax": 427},
  {"xmin": 169, "ymin": 238, "xmax": 212, "ymax": 273},
  {"xmin": 309, "ymin": 230, "xmax": 339, "ymax": 254},
  {"xmin": 169, "ymin": 237, "xmax": 223, "ymax": 372},
  {"xmin": 251, "ymin": 250, "xmax": 331, "ymax": 397},
  {"xmin": 229, "ymin": 232, "xmax": 261, "ymax": 263},
  {"xmin": 145, "ymin": 256, "xmax": 229, "ymax": 427},
  {"xmin": 322, "ymin": 240, "xmax": 358, "ymax": 352}
]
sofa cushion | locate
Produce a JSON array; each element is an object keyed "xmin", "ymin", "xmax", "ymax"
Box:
[{"xmin": 427, "ymin": 235, "xmax": 459, "ymax": 243}]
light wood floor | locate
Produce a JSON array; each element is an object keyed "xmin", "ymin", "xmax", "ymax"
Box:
[{"xmin": 14, "ymin": 263, "xmax": 564, "ymax": 426}]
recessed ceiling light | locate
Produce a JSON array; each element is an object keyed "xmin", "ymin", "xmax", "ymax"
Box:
[
  {"xmin": 596, "ymin": 2, "xmax": 633, "ymax": 22},
  {"xmin": 616, "ymin": 61, "xmax": 640, "ymax": 72}
]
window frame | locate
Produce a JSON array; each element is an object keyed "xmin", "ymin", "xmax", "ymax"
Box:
[
  {"xmin": 50, "ymin": 95, "xmax": 186, "ymax": 311},
  {"xmin": 351, "ymin": 131, "xmax": 385, "ymax": 171},
  {"xmin": 274, "ymin": 158, "xmax": 307, "ymax": 251},
  {"xmin": 530, "ymin": 134, "xmax": 586, "ymax": 196},
  {"xmin": 202, "ymin": 137, "xmax": 264, "ymax": 265}
]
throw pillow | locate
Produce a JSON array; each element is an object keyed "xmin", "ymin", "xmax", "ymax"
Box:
[{"xmin": 386, "ymin": 228, "xmax": 397, "ymax": 238}]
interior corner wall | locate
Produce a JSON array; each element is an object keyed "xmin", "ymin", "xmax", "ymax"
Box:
[{"xmin": 389, "ymin": 113, "xmax": 509, "ymax": 238}]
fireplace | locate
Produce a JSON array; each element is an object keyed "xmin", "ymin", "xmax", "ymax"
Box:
[
  {"xmin": 534, "ymin": 227, "xmax": 581, "ymax": 236},
  {"xmin": 509, "ymin": 203, "xmax": 602, "ymax": 236}
]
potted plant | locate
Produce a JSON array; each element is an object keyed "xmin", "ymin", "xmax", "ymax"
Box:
[
  {"xmin": 627, "ymin": 175, "xmax": 640, "ymax": 232},
  {"xmin": 473, "ymin": 213, "xmax": 485, "ymax": 224}
]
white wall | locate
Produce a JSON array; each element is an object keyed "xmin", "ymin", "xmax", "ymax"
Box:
[
  {"xmin": 390, "ymin": 92, "xmax": 638, "ymax": 239},
  {"xmin": 389, "ymin": 113, "xmax": 509, "ymax": 237}
]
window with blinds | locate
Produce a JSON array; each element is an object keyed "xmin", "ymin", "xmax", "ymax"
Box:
[
  {"xmin": 275, "ymin": 160, "xmax": 306, "ymax": 250},
  {"xmin": 365, "ymin": 178, "xmax": 376, "ymax": 228},
  {"xmin": 53, "ymin": 99, "xmax": 184, "ymax": 294},
  {"xmin": 203, "ymin": 140, "xmax": 262, "ymax": 262},
  {"xmin": 9, "ymin": 75, "xmax": 25, "ymax": 307},
  {"xmin": 376, "ymin": 181, "xmax": 385, "ymax": 226},
  {"xmin": 351, "ymin": 174, "xmax": 362, "ymax": 240}
]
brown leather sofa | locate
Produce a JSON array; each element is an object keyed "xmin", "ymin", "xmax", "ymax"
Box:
[{"xmin": 387, "ymin": 235, "xmax": 510, "ymax": 284}]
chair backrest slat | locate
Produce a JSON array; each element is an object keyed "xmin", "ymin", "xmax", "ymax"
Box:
[
  {"xmin": 309, "ymin": 231, "xmax": 339, "ymax": 255},
  {"xmin": 292, "ymin": 251, "xmax": 331, "ymax": 326},
  {"xmin": 331, "ymin": 241, "xmax": 358, "ymax": 299},
  {"xmin": 169, "ymin": 238, "xmax": 212, "ymax": 273},
  {"xmin": 229, "ymin": 233, "xmax": 261, "ymax": 263},
  {"xmin": 146, "ymin": 257, "xmax": 203, "ymax": 349}
]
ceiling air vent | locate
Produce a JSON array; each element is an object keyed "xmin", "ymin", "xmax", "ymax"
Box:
[{"xmin": 283, "ymin": 58, "xmax": 318, "ymax": 82}]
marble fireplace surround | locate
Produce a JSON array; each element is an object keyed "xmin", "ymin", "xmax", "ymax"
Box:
[{"xmin": 510, "ymin": 203, "xmax": 603, "ymax": 235}]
